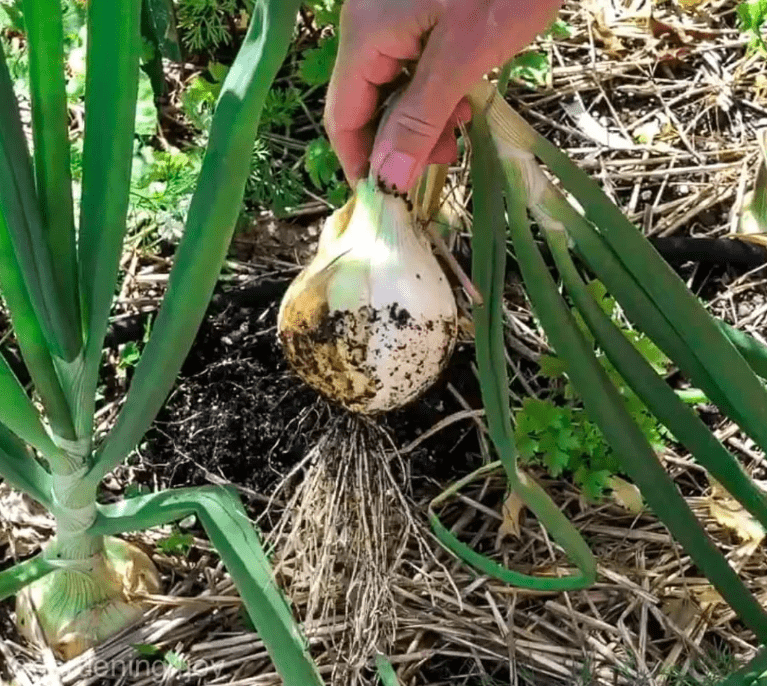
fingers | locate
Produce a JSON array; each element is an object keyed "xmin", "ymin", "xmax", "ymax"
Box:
[
  {"xmin": 369, "ymin": 9, "xmax": 487, "ymax": 191},
  {"xmin": 370, "ymin": 0, "xmax": 564, "ymax": 192},
  {"xmin": 427, "ymin": 128, "xmax": 459, "ymax": 165},
  {"xmin": 426, "ymin": 99, "xmax": 472, "ymax": 165},
  {"xmin": 325, "ymin": 67, "xmax": 390, "ymax": 183},
  {"xmin": 324, "ymin": 1, "xmax": 427, "ymax": 184},
  {"xmin": 325, "ymin": 0, "xmax": 565, "ymax": 191},
  {"xmin": 325, "ymin": 51, "xmax": 404, "ymax": 183}
]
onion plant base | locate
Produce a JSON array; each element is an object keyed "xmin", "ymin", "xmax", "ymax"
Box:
[
  {"xmin": 15, "ymin": 536, "xmax": 160, "ymax": 660},
  {"xmin": 0, "ymin": 0, "xmax": 317, "ymax": 681}
]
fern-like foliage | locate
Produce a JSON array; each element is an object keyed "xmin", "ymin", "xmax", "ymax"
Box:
[{"xmin": 177, "ymin": 0, "xmax": 253, "ymax": 51}]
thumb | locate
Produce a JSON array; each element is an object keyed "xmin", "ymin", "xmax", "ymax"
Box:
[{"xmin": 370, "ymin": 23, "xmax": 477, "ymax": 193}]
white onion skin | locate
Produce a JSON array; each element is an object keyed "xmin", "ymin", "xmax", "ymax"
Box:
[{"xmin": 278, "ymin": 180, "xmax": 458, "ymax": 414}]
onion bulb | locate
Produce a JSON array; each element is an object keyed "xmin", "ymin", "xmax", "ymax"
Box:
[{"xmin": 277, "ymin": 175, "xmax": 458, "ymax": 414}]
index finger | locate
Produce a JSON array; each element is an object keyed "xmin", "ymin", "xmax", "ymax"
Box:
[
  {"xmin": 324, "ymin": 15, "xmax": 422, "ymax": 183},
  {"xmin": 324, "ymin": 63, "xmax": 385, "ymax": 183}
]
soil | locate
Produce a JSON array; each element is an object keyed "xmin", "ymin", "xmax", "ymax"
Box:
[
  {"xmin": 107, "ymin": 243, "xmax": 760, "ymax": 525},
  {"xmin": 132, "ymin": 284, "xmax": 487, "ymax": 508}
]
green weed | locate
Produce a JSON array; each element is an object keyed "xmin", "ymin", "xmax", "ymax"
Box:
[
  {"xmin": 514, "ymin": 280, "xmax": 696, "ymax": 500},
  {"xmin": 739, "ymin": 0, "xmax": 767, "ymax": 51},
  {"xmin": 176, "ymin": 0, "xmax": 253, "ymax": 52},
  {"xmin": 156, "ymin": 529, "xmax": 195, "ymax": 556}
]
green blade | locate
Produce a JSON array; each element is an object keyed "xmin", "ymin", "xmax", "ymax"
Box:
[
  {"xmin": 502, "ymin": 157, "xmax": 767, "ymax": 642},
  {"xmin": 0, "ymin": 349, "xmax": 62, "ymax": 460},
  {"xmin": 376, "ymin": 655, "xmax": 400, "ymax": 686},
  {"xmin": 718, "ymin": 649, "xmax": 767, "ymax": 686},
  {"xmin": 0, "ymin": 555, "xmax": 55, "ymax": 602},
  {"xmin": 0, "ymin": 7, "xmax": 73, "ymax": 457},
  {"xmin": 22, "ymin": 0, "xmax": 81, "ymax": 346},
  {"xmin": 542, "ymin": 222, "xmax": 767, "ymax": 530},
  {"xmin": 0, "ymin": 423, "xmax": 51, "ymax": 508},
  {"xmin": 142, "ymin": 0, "xmax": 181, "ymax": 61},
  {"xmin": 522, "ymin": 116, "xmax": 767, "ymax": 454},
  {"xmin": 92, "ymin": 485, "xmax": 324, "ymax": 686},
  {"xmin": 0, "ymin": 200, "xmax": 75, "ymax": 441},
  {"xmin": 429, "ymin": 461, "xmax": 594, "ymax": 590},
  {"xmin": 427, "ymin": 109, "xmax": 595, "ymax": 591},
  {"xmin": 90, "ymin": 0, "xmax": 303, "ymax": 484},
  {"xmin": 563, "ymin": 210, "xmax": 740, "ymax": 423},
  {"xmin": 470, "ymin": 113, "xmax": 594, "ymax": 587},
  {"xmin": 718, "ymin": 320, "xmax": 767, "ymax": 381},
  {"xmin": 76, "ymin": 0, "xmax": 143, "ymax": 438},
  {"xmin": 0, "ymin": 42, "xmax": 80, "ymax": 361}
]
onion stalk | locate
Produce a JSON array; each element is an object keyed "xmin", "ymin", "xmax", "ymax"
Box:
[
  {"xmin": 433, "ymin": 79, "xmax": 767, "ymax": 652},
  {"xmin": 0, "ymin": 1, "xmax": 324, "ymax": 682}
]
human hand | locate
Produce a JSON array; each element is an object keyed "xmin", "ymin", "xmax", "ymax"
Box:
[{"xmin": 324, "ymin": 0, "xmax": 563, "ymax": 193}]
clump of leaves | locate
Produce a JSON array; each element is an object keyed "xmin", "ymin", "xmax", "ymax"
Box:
[
  {"xmin": 304, "ymin": 136, "xmax": 347, "ymax": 206},
  {"xmin": 246, "ymin": 138, "xmax": 304, "ymax": 216},
  {"xmin": 505, "ymin": 52, "xmax": 550, "ymax": 90},
  {"xmin": 299, "ymin": 33, "xmax": 338, "ymax": 86},
  {"xmin": 298, "ymin": 0, "xmax": 343, "ymax": 86},
  {"xmin": 118, "ymin": 342, "xmax": 141, "ymax": 371},
  {"xmin": 306, "ymin": 0, "xmax": 343, "ymax": 26},
  {"xmin": 136, "ymin": 148, "xmax": 202, "ymax": 204},
  {"xmin": 739, "ymin": 0, "xmax": 767, "ymax": 51},
  {"xmin": 182, "ymin": 61, "xmax": 303, "ymax": 133},
  {"xmin": 180, "ymin": 62, "xmax": 308, "ymax": 215},
  {"xmin": 515, "ymin": 280, "xmax": 674, "ymax": 500},
  {"xmin": 262, "ymin": 86, "xmax": 301, "ymax": 130},
  {"xmin": 157, "ymin": 529, "xmax": 195, "ymax": 556},
  {"xmin": 180, "ymin": 58, "xmax": 348, "ymax": 213},
  {"xmin": 179, "ymin": 63, "xmax": 226, "ymax": 131},
  {"xmin": 117, "ymin": 315, "xmax": 153, "ymax": 379},
  {"xmin": 176, "ymin": 0, "xmax": 252, "ymax": 52},
  {"xmin": 503, "ymin": 20, "xmax": 571, "ymax": 90}
]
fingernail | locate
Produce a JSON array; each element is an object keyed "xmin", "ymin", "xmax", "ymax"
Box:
[{"xmin": 377, "ymin": 151, "xmax": 418, "ymax": 192}]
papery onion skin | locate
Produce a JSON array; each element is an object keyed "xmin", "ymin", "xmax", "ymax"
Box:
[{"xmin": 278, "ymin": 181, "xmax": 458, "ymax": 414}]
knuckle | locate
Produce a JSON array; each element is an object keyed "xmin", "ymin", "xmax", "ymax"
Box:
[{"xmin": 392, "ymin": 109, "xmax": 443, "ymax": 139}]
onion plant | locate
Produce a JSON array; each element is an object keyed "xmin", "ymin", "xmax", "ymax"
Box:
[
  {"xmin": 0, "ymin": 0, "xmax": 323, "ymax": 682},
  {"xmin": 427, "ymin": 80, "xmax": 767, "ymax": 683}
]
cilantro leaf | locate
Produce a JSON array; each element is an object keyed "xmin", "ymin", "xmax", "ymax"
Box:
[
  {"xmin": 544, "ymin": 447, "xmax": 571, "ymax": 477},
  {"xmin": 305, "ymin": 137, "xmax": 340, "ymax": 189},
  {"xmin": 539, "ymin": 354, "xmax": 568, "ymax": 379},
  {"xmin": 299, "ymin": 34, "xmax": 338, "ymax": 86},
  {"xmin": 576, "ymin": 467, "xmax": 613, "ymax": 501}
]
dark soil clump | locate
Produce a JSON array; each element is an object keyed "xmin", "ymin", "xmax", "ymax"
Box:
[
  {"xmin": 137, "ymin": 299, "xmax": 325, "ymax": 495},
  {"xmin": 136, "ymin": 287, "xmax": 484, "ymax": 501}
]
